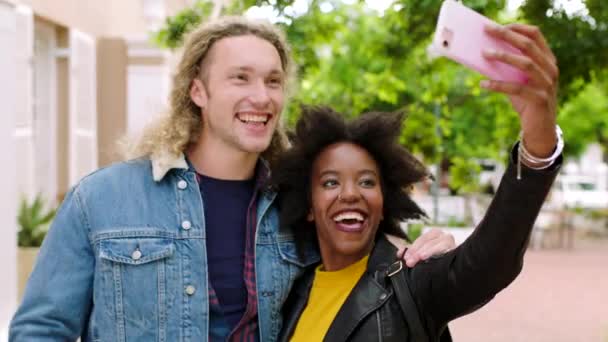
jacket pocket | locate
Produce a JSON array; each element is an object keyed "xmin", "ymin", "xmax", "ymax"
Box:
[
  {"xmin": 99, "ymin": 237, "xmax": 175, "ymax": 265},
  {"xmin": 98, "ymin": 237, "xmax": 175, "ymax": 342}
]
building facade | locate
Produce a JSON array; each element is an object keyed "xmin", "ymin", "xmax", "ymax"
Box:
[{"xmin": 0, "ymin": 0, "xmax": 195, "ymax": 336}]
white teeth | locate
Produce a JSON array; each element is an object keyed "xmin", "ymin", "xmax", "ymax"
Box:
[
  {"xmin": 238, "ymin": 113, "xmax": 269, "ymax": 123},
  {"xmin": 333, "ymin": 212, "xmax": 365, "ymax": 222}
]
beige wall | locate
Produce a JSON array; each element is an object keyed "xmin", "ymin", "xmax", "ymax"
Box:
[
  {"xmin": 97, "ymin": 38, "xmax": 128, "ymax": 167},
  {"xmin": 97, "ymin": 0, "xmax": 148, "ymax": 38},
  {"xmin": 1, "ymin": 1, "xmax": 19, "ymax": 334},
  {"xmin": 12, "ymin": 0, "xmax": 108, "ymax": 36},
  {"xmin": 10, "ymin": 0, "xmax": 170, "ymax": 38},
  {"xmin": 8, "ymin": 0, "xmax": 189, "ymax": 172},
  {"xmin": 56, "ymin": 26, "xmax": 70, "ymax": 200},
  {"xmin": 102, "ymin": 0, "xmax": 194, "ymax": 38}
]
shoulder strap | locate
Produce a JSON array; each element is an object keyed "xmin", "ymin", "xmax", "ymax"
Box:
[{"xmin": 387, "ymin": 261, "xmax": 430, "ymax": 342}]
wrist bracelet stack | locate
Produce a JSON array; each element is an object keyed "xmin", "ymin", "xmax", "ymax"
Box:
[{"xmin": 517, "ymin": 125, "xmax": 564, "ymax": 180}]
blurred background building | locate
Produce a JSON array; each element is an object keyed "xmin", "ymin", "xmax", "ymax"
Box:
[{"xmin": 0, "ymin": 0, "xmax": 197, "ymax": 336}]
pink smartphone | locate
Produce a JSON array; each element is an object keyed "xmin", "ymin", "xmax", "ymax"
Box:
[{"xmin": 429, "ymin": 0, "xmax": 528, "ymax": 84}]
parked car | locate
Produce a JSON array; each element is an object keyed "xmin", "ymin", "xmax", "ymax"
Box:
[{"xmin": 547, "ymin": 175, "xmax": 608, "ymax": 209}]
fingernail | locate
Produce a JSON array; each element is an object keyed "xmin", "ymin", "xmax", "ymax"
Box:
[
  {"xmin": 483, "ymin": 48, "xmax": 496, "ymax": 56},
  {"xmin": 485, "ymin": 23, "xmax": 500, "ymax": 31}
]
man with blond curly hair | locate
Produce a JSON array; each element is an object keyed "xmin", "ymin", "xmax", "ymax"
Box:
[{"xmin": 10, "ymin": 17, "xmax": 454, "ymax": 341}]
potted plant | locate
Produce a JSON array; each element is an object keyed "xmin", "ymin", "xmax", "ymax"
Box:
[{"xmin": 17, "ymin": 194, "xmax": 56, "ymax": 299}]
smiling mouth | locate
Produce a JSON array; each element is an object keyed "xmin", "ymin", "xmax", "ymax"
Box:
[
  {"xmin": 236, "ymin": 112, "xmax": 271, "ymax": 126},
  {"xmin": 332, "ymin": 210, "xmax": 368, "ymax": 232}
]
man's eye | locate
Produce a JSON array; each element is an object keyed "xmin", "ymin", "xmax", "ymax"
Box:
[
  {"xmin": 232, "ymin": 74, "xmax": 248, "ymax": 81},
  {"xmin": 267, "ymin": 78, "xmax": 283, "ymax": 87}
]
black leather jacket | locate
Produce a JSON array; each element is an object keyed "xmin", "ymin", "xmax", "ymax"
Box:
[{"xmin": 279, "ymin": 149, "xmax": 560, "ymax": 342}]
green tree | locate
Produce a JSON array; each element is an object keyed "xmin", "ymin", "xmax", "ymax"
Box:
[
  {"xmin": 518, "ymin": 1, "xmax": 608, "ymax": 158},
  {"xmin": 520, "ymin": 0, "xmax": 608, "ymax": 99},
  {"xmin": 558, "ymin": 73, "xmax": 608, "ymax": 157},
  {"xmin": 152, "ymin": 0, "xmax": 607, "ymax": 194},
  {"xmin": 152, "ymin": 1, "xmax": 214, "ymax": 49}
]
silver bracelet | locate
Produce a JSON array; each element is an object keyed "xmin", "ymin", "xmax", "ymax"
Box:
[{"xmin": 517, "ymin": 125, "xmax": 564, "ymax": 180}]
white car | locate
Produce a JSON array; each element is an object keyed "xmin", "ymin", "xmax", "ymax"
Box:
[{"xmin": 547, "ymin": 175, "xmax": 608, "ymax": 209}]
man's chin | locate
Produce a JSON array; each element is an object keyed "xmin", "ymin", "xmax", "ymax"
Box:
[{"xmin": 240, "ymin": 140, "xmax": 274, "ymax": 155}]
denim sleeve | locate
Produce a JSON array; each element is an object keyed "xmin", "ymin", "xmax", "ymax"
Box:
[{"xmin": 10, "ymin": 186, "xmax": 94, "ymax": 341}]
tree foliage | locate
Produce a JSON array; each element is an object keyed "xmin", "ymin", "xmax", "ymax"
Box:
[
  {"xmin": 152, "ymin": 0, "xmax": 608, "ymax": 193},
  {"xmin": 520, "ymin": 0, "xmax": 608, "ymax": 99},
  {"xmin": 519, "ymin": 0, "xmax": 608, "ymax": 158}
]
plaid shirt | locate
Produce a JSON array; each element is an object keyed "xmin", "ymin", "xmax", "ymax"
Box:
[{"xmin": 196, "ymin": 162, "xmax": 270, "ymax": 342}]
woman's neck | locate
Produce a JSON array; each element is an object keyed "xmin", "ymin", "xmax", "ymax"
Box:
[{"xmin": 318, "ymin": 243, "xmax": 374, "ymax": 272}]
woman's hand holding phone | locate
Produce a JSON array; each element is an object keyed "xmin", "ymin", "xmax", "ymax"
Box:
[
  {"xmin": 429, "ymin": 1, "xmax": 559, "ymax": 160},
  {"xmin": 481, "ymin": 24, "xmax": 559, "ymax": 159}
]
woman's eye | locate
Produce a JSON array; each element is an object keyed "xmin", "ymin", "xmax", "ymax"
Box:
[
  {"xmin": 322, "ymin": 179, "xmax": 338, "ymax": 188},
  {"xmin": 360, "ymin": 179, "xmax": 377, "ymax": 187}
]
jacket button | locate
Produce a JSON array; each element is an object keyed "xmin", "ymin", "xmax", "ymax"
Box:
[
  {"xmin": 181, "ymin": 220, "xmax": 192, "ymax": 230},
  {"xmin": 379, "ymin": 293, "xmax": 387, "ymax": 301},
  {"xmin": 177, "ymin": 180, "xmax": 188, "ymax": 190},
  {"xmin": 131, "ymin": 249, "xmax": 142, "ymax": 261},
  {"xmin": 185, "ymin": 285, "xmax": 196, "ymax": 295}
]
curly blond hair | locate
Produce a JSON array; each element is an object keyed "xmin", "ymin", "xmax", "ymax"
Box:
[{"xmin": 128, "ymin": 16, "xmax": 295, "ymax": 166}]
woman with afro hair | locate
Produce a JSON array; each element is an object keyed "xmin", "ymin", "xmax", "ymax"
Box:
[{"xmin": 274, "ymin": 106, "xmax": 561, "ymax": 342}]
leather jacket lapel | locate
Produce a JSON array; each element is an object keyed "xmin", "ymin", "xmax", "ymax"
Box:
[
  {"xmin": 278, "ymin": 266, "xmax": 316, "ymax": 342},
  {"xmin": 323, "ymin": 272, "xmax": 390, "ymax": 341},
  {"xmin": 323, "ymin": 245, "xmax": 394, "ymax": 342}
]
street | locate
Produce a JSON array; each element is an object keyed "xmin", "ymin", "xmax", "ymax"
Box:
[{"xmin": 450, "ymin": 238, "xmax": 608, "ymax": 342}]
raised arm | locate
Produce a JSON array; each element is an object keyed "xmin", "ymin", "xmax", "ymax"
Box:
[{"xmin": 408, "ymin": 23, "xmax": 561, "ymax": 329}]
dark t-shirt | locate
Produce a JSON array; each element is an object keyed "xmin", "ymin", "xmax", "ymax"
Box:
[{"xmin": 199, "ymin": 173, "xmax": 255, "ymax": 331}]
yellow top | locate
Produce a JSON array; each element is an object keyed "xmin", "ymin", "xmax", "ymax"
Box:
[{"xmin": 290, "ymin": 255, "xmax": 369, "ymax": 342}]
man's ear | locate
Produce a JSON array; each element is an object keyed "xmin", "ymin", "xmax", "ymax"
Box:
[{"xmin": 190, "ymin": 78, "xmax": 208, "ymax": 109}]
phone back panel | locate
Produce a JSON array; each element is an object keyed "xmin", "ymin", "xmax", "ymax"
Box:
[{"xmin": 430, "ymin": 0, "xmax": 528, "ymax": 84}]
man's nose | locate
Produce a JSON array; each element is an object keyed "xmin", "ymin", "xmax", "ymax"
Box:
[{"xmin": 248, "ymin": 80, "xmax": 271, "ymax": 106}]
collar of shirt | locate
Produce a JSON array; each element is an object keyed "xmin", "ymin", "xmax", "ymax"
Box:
[{"xmin": 150, "ymin": 151, "xmax": 271, "ymax": 191}]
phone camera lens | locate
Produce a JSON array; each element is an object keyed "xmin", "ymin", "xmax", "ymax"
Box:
[{"xmin": 442, "ymin": 40, "xmax": 449, "ymax": 48}]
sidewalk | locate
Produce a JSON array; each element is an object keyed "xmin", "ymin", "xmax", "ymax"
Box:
[{"xmin": 450, "ymin": 238, "xmax": 608, "ymax": 342}]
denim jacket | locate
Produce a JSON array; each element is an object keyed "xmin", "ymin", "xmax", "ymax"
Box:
[{"xmin": 10, "ymin": 153, "xmax": 320, "ymax": 342}]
